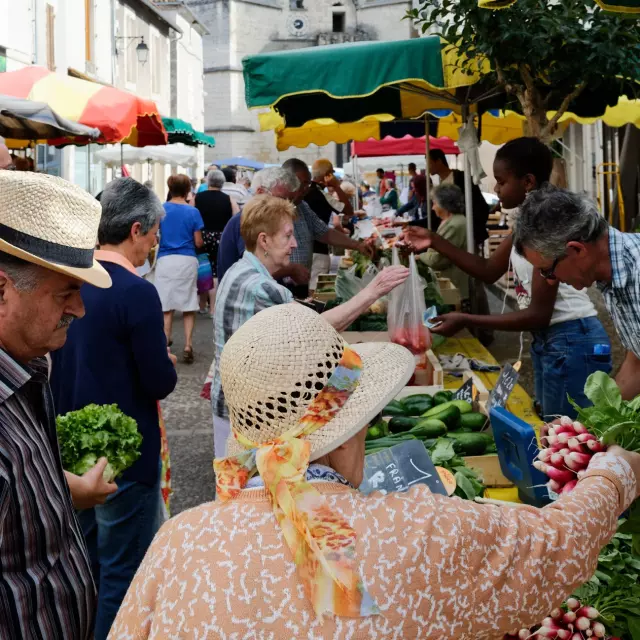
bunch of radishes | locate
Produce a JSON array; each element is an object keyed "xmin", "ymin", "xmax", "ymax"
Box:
[
  {"xmin": 533, "ymin": 417, "xmax": 606, "ymax": 496},
  {"xmin": 503, "ymin": 598, "xmax": 613, "ymax": 639}
]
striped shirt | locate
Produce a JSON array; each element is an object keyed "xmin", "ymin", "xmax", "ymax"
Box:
[
  {"xmin": 290, "ymin": 201, "xmax": 329, "ymax": 269},
  {"xmin": 212, "ymin": 252, "xmax": 293, "ymax": 419},
  {"xmin": 0, "ymin": 349, "xmax": 95, "ymax": 639},
  {"xmin": 598, "ymin": 227, "xmax": 640, "ymax": 358}
]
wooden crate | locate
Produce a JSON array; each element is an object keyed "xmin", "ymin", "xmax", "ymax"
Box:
[
  {"xmin": 462, "ymin": 370, "xmax": 490, "ymax": 404},
  {"xmin": 465, "ymin": 454, "xmax": 512, "ymax": 488},
  {"xmin": 438, "ymin": 278, "xmax": 462, "ymax": 310},
  {"xmin": 394, "ymin": 384, "xmax": 444, "ymax": 400},
  {"xmin": 314, "ymin": 291, "xmax": 336, "ymax": 302},
  {"xmin": 313, "ymin": 274, "xmax": 337, "ymax": 302}
]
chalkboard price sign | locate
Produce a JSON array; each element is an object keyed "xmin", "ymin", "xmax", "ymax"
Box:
[
  {"xmin": 487, "ymin": 363, "xmax": 519, "ymax": 411},
  {"xmin": 359, "ymin": 440, "xmax": 447, "ymax": 497},
  {"xmin": 453, "ymin": 378, "xmax": 475, "ymax": 404}
]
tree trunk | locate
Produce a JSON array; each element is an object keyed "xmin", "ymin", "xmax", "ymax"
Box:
[{"xmin": 519, "ymin": 85, "xmax": 553, "ymax": 143}]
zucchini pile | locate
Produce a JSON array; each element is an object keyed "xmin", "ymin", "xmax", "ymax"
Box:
[{"xmin": 366, "ymin": 390, "xmax": 496, "ymax": 457}]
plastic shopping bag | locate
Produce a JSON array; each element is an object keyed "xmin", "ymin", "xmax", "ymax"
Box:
[
  {"xmin": 387, "ymin": 247, "xmax": 431, "ymax": 355},
  {"xmin": 335, "ymin": 263, "xmax": 379, "ymax": 302}
]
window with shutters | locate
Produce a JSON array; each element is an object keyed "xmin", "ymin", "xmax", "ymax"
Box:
[
  {"xmin": 152, "ymin": 32, "xmax": 162, "ymax": 95},
  {"xmin": 125, "ymin": 13, "xmax": 137, "ymax": 84},
  {"xmin": 46, "ymin": 4, "xmax": 55, "ymax": 71},
  {"xmin": 85, "ymin": 0, "xmax": 94, "ymax": 64}
]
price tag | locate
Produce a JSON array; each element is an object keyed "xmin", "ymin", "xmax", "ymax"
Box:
[
  {"xmin": 453, "ymin": 378, "xmax": 475, "ymax": 404},
  {"xmin": 487, "ymin": 363, "xmax": 519, "ymax": 412},
  {"xmin": 359, "ymin": 440, "xmax": 448, "ymax": 497}
]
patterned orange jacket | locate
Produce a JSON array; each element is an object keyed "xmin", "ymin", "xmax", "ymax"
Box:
[{"xmin": 110, "ymin": 455, "xmax": 635, "ymax": 639}]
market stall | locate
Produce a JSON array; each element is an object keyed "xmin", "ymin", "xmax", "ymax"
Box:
[{"xmin": 93, "ymin": 143, "xmax": 200, "ymax": 168}]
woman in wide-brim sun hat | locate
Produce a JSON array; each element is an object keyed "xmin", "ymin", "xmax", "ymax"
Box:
[{"xmin": 110, "ymin": 304, "xmax": 639, "ymax": 640}]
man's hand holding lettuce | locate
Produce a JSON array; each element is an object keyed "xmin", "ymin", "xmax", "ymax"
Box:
[{"xmin": 57, "ymin": 404, "xmax": 143, "ymax": 509}]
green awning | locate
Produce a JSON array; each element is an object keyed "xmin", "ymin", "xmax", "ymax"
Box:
[
  {"xmin": 243, "ymin": 37, "xmax": 490, "ymax": 129},
  {"xmin": 247, "ymin": 35, "xmax": 638, "ymax": 132},
  {"xmin": 161, "ymin": 117, "xmax": 215, "ymax": 147}
]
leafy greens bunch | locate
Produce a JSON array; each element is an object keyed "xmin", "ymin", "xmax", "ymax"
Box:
[
  {"xmin": 56, "ymin": 404, "xmax": 142, "ymax": 482},
  {"xmin": 429, "ymin": 437, "xmax": 485, "ymax": 500},
  {"xmin": 572, "ymin": 524, "xmax": 640, "ymax": 639}
]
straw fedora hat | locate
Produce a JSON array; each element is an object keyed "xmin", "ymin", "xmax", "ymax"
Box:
[
  {"xmin": 223, "ymin": 303, "xmax": 415, "ymax": 460},
  {"xmin": 0, "ymin": 170, "xmax": 110, "ymax": 288}
]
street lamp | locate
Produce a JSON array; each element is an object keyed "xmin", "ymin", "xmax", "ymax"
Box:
[{"xmin": 114, "ymin": 36, "xmax": 149, "ymax": 66}]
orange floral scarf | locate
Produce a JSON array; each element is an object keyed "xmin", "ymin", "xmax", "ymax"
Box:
[{"xmin": 214, "ymin": 345, "xmax": 378, "ymax": 619}]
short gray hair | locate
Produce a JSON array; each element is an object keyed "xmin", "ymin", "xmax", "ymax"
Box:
[
  {"xmin": 513, "ymin": 185, "xmax": 608, "ymax": 259},
  {"xmin": 0, "ymin": 252, "xmax": 44, "ymax": 292},
  {"xmin": 98, "ymin": 178, "xmax": 164, "ymax": 246},
  {"xmin": 433, "ymin": 184, "xmax": 464, "ymax": 215},
  {"xmin": 207, "ymin": 169, "xmax": 225, "ymax": 189},
  {"xmin": 251, "ymin": 167, "xmax": 300, "ymax": 193}
]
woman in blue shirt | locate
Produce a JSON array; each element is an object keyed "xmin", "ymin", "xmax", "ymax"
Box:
[{"xmin": 155, "ymin": 174, "xmax": 204, "ymax": 363}]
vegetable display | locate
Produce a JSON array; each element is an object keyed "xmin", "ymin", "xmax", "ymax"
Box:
[
  {"xmin": 56, "ymin": 404, "xmax": 142, "ymax": 482},
  {"xmin": 572, "ymin": 523, "xmax": 640, "ymax": 639},
  {"xmin": 504, "ymin": 523, "xmax": 640, "ymax": 640},
  {"xmin": 503, "ymin": 598, "xmax": 609, "ymax": 639},
  {"xmin": 365, "ymin": 391, "xmax": 492, "ymax": 500},
  {"xmin": 533, "ymin": 372, "xmax": 640, "ymax": 554}
]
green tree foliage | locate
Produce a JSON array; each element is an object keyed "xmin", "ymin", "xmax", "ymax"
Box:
[{"xmin": 409, "ymin": 0, "xmax": 640, "ymax": 141}]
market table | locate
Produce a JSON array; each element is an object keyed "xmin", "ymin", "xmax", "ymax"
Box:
[
  {"xmin": 434, "ymin": 330, "xmax": 543, "ymax": 433},
  {"xmin": 433, "ymin": 330, "xmax": 543, "ymax": 503}
]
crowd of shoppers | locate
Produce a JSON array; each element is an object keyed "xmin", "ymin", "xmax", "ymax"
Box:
[{"xmin": 4, "ymin": 136, "xmax": 640, "ymax": 640}]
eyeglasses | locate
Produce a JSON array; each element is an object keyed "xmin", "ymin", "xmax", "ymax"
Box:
[{"xmin": 539, "ymin": 255, "xmax": 566, "ymax": 280}]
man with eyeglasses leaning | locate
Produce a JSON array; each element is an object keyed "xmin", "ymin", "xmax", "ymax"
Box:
[{"xmin": 514, "ymin": 184, "xmax": 640, "ymax": 401}]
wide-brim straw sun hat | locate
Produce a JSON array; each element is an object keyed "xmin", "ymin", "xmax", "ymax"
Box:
[
  {"xmin": 223, "ymin": 303, "xmax": 415, "ymax": 459},
  {"xmin": 0, "ymin": 170, "xmax": 110, "ymax": 288}
]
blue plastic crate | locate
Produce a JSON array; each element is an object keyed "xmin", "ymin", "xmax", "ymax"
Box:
[{"xmin": 489, "ymin": 407, "xmax": 552, "ymax": 507}]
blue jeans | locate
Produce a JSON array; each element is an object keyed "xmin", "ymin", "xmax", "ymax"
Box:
[
  {"xmin": 77, "ymin": 473, "xmax": 165, "ymax": 640},
  {"xmin": 530, "ymin": 317, "xmax": 612, "ymax": 422}
]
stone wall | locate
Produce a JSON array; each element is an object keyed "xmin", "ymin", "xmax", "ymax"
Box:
[{"xmin": 189, "ymin": 0, "xmax": 414, "ymax": 165}]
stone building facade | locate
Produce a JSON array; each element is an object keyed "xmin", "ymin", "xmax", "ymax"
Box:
[{"xmin": 187, "ymin": 0, "xmax": 416, "ymax": 165}]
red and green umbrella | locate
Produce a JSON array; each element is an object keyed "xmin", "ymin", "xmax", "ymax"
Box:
[{"xmin": 0, "ymin": 66, "xmax": 166, "ymax": 146}]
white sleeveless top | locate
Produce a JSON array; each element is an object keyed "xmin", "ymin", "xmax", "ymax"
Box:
[{"xmin": 510, "ymin": 248, "xmax": 596, "ymax": 326}]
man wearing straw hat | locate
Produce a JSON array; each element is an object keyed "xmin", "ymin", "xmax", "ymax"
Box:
[{"xmin": 0, "ymin": 170, "xmax": 114, "ymax": 639}]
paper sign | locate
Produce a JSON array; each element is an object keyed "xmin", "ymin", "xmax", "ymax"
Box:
[
  {"xmin": 487, "ymin": 363, "xmax": 519, "ymax": 411},
  {"xmin": 360, "ymin": 440, "xmax": 447, "ymax": 497}
]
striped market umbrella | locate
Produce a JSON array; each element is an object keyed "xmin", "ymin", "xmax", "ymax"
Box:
[
  {"xmin": 259, "ymin": 109, "xmax": 529, "ymax": 151},
  {"xmin": 161, "ymin": 117, "xmax": 215, "ymax": 147},
  {"xmin": 0, "ymin": 66, "xmax": 167, "ymax": 146},
  {"xmin": 244, "ymin": 36, "xmax": 496, "ymax": 130}
]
